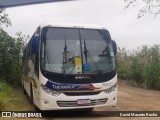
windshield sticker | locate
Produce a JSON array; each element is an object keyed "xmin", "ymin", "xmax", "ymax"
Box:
[
  {"xmin": 75, "ymin": 57, "xmax": 81, "ymax": 66},
  {"xmin": 75, "ymin": 58, "xmax": 82, "ymax": 73},
  {"xmin": 84, "ymin": 63, "xmax": 90, "ymax": 71},
  {"xmin": 45, "ymin": 80, "xmax": 100, "ymax": 90},
  {"xmin": 75, "ymin": 66, "xmax": 82, "ymax": 73}
]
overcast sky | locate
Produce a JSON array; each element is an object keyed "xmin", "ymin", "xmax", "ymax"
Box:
[{"xmin": 3, "ymin": 0, "xmax": 160, "ymax": 50}]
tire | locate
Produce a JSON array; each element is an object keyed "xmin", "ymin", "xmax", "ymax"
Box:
[
  {"xmin": 34, "ymin": 105, "xmax": 41, "ymax": 112},
  {"xmin": 22, "ymin": 80, "xmax": 27, "ymax": 95},
  {"xmin": 23, "ymin": 87, "xmax": 27, "ymax": 95},
  {"xmin": 75, "ymin": 108, "xmax": 94, "ymax": 112},
  {"xmin": 30, "ymin": 83, "xmax": 33, "ymax": 102},
  {"xmin": 82, "ymin": 108, "xmax": 94, "ymax": 112}
]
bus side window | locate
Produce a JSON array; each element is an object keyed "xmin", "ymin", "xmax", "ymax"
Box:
[
  {"xmin": 31, "ymin": 34, "xmax": 39, "ymax": 77},
  {"xmin": 35, "ymin": 50, "xmax": 39, "ymax": 76},
  {"xmin": 22, "ymin": 48, "xmax": 26, "ymax": 72},
  {"xmin": 24, "ymin": 46, "xmax": 29, "ymax": 76}
]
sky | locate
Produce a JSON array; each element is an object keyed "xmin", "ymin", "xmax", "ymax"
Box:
[{"xmin": 3, "ymin": 0, "xmax": 160, "ymax": 50}]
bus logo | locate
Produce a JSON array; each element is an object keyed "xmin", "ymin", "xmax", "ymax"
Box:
[{"xmin": 75, "ymin": 76, "xmax": 92, "ymax": 80}]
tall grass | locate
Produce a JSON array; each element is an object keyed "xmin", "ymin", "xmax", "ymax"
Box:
[
  {"xmin": 117, "ymin": 44, "xmax": 160, "ymax": 90},
  {"xmin": 0, "ymin": 80, "xmax": 11, "ymax": 111}
]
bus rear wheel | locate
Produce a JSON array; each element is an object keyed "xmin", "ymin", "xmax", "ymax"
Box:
[
  {"xmin": 22, "ymin": 80, "xmax": 27, "ymax": 95},
  {"xmin": 30, "ymin": 83, "xmax": 33, "ymax": 102},
  {"xmin": 23, "ymin": 86, "xmax": 27, "ymax": 95}
]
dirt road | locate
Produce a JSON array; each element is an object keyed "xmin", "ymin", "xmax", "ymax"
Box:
[
  {"xmin": 4, "ymin": 79, "xmax": 160, "ymax": 120},
  {"xmin": 95, "ymin": 79, "xmax": 160, "ymax": 111}
]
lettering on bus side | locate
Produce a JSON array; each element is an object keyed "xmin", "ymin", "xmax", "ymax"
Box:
[
  {"xmin": 45, "ymin": 80, "xmax": 100, "ymax": 90},
  {"xmin": 52, "ymin": 84, "xmax": 76, "ymax": 90}
]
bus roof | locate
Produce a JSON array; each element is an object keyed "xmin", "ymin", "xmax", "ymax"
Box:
[{"xmin": 39, "ymin": 22, "xmax": 106, "ymax": 30}]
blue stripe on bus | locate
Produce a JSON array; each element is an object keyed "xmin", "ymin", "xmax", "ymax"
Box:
[{"xmin": 45, "ymin": 80, "xmax": 99, "ymax": 90}]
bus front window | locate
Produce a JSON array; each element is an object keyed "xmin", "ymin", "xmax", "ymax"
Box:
[
  {"xmin": 41, "ymin": 27, "xmax": 115, "ymax": 75},
  {"xmin": 80, "ymin": 29, "xmax": 115, "ymax": 74}
]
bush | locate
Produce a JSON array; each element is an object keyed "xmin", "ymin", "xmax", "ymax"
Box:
[
  {"xmin": 131, "ymin": 59, "xmax": 144, "ymax": 84},
  {"xmin": 0, "ymin": 30, "xmax": 28, "ymax": 86},
  {"xmin": 117, "ymin": 67, "xmax": 131, "ymax": 80},
  {"xmin": 145, "ymin": 63, "xmax": 160, "ymax": 90},
  {"xmin": 117, "ymin": 45, "xmax": 160, "ymax": 90}
]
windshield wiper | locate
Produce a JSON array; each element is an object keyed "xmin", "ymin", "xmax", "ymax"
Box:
[
  {"xmin": 62, "ymin": 36, "xmax": 67, "ymax": 78},
  {"xmin": 83, "ymin": 39, "xmax": 103, "ymax": 77},
  {"xmin": 84, "ymin": 39, "xmax": 88, "ymax": 63}
]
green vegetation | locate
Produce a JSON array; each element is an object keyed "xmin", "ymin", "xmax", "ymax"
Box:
[
  {"xmin": 0, "ymin": 80, "xmax": 11, "ymax": 111},
  {"xmin": 0, "ymin": 9, "xmax": 29, "ymax": 111},
  {"xmin": 117, "ymin": 45, "xmax": 160, "ymax": 90},
  {"xmin": 0, "ymin": 29, "xmax": 28, "ymax": 86},
  {"xmin": 0, "ymin": 9, "xmax": 11, "ymax": 27},
  {"xmin": 0, "ymin": 80, "xmax": 33, "ymax": 111},
  {"xmin": 0, "ymin": 30, "xmax": 28, "ymax": 110}
]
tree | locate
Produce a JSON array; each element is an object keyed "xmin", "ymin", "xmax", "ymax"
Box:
[
  {"xmin": 0, "ymin": 8, "xmax": 30, "ymax": 86},
  {"xmin": 15, "ymin": 32, "xmax": 29, "ymax": 66},
  {"xmin": 124, "ymin": 0, "xmax": 160, "ymax": 18},
  {"xmin": 0, "ymin": 9, "xmax": 11, "ymax": 27},
  {"xmin": 0, "ymin": 29, "xmax": 29, "ymax": 85}
]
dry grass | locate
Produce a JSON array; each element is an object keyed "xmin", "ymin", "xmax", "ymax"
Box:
[
  {"xmin": 0, "ymin": 81, "xmax": 34, "ymax": 111},
  {"xmin": 4, "ymin": 88, "xmax": 34, "ymax": 111}
]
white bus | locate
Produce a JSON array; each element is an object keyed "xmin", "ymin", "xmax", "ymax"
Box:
[{"xmin": 22, "ymin": 22, "xmax": 117, "ymax": 111}]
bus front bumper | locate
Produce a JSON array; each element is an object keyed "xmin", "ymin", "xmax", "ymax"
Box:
[{"xmin": 37, "ymin": 88, "xmax": 117, "ymax": 110}]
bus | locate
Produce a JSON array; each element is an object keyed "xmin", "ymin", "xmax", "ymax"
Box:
[{"xmin": 22, "ymin": 22, "xmax": 117, "ymax": 111}]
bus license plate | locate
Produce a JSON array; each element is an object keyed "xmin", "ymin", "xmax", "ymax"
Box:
[{"xmin": 77, "ymin": 99, "xmax": 90, "ymax": 105}]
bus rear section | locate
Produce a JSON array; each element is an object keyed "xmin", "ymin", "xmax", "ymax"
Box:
[{"xmin": 22, "ymin": 22, "xmax": 117, "ymax": 111}]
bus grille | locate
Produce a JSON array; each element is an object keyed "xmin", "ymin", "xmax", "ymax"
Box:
[
  {"xmin": 57, "ymin": 98, "xmax": 107, "ymax": 107},
  {"xmin": 64, "ymin": 91, "xmax": 101, "ymax": 96}
]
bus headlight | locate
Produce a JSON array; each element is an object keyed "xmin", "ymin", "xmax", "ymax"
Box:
[
  {"xmin": 104, "ymin": 84, "xmax": 117, "ymax": 94},
  {"xmin": 41, "ymin": 84, "xmax": 61, "ymax": 97}
]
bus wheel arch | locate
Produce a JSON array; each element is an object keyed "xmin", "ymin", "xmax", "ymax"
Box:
[{"xmin": 30, "ymin": 82, "xmax": 40, "ymax": 111}]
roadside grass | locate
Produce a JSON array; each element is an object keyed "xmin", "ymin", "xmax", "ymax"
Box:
[
  {"xmin": 0, "ymin": 80, "xmax": 34, "ymax": 111},
  {"xmin": 0, "ymin": 80, "xmax": 11, "ymax": 111}
]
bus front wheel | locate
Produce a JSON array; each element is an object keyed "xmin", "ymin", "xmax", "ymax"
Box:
[
  {"xmin": 30, "ymin": 83, "xmax": 41, "ymax": 111},
  {"xmin": 76, "ymin": 108, "xmax": 94, "ymax": 112},
  {"xmin": 82, "ymin": 108, "xmax": 94, "ymax": 112}
]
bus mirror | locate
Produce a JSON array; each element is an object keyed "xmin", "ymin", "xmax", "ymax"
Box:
[
  {"xmin": 32, "ymin": 34, "xmax": 39, "ymax": 54},
  {"xmin": 112, "ymin": 40, "xmax": 117, "ymax": 55}
]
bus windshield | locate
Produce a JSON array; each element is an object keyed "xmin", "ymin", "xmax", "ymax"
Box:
[{"xmin": 41, "ymin": 27, "xmax": 115, "ymax": 75}]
